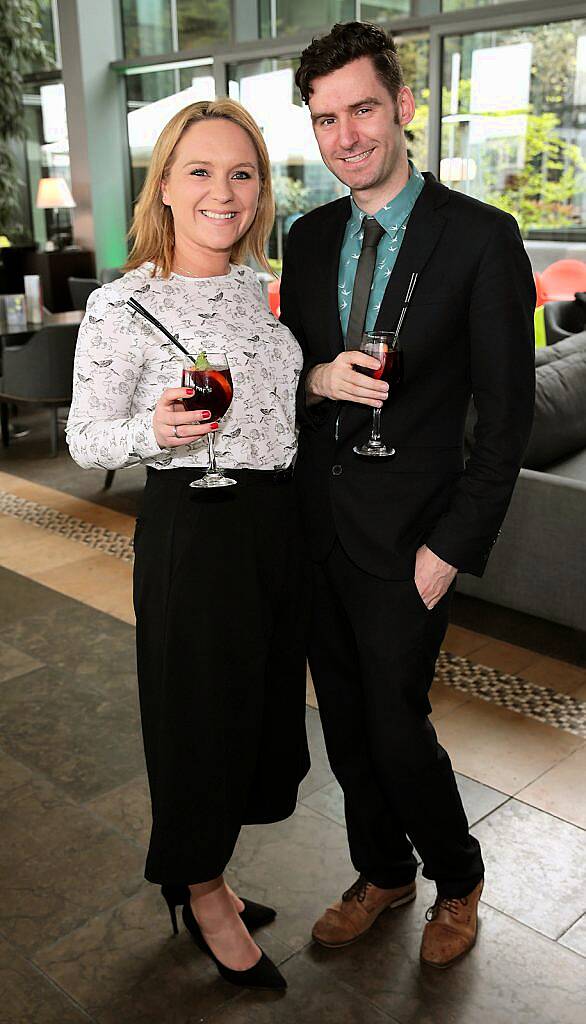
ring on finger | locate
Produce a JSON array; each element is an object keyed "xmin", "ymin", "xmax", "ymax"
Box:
[{"xmin": 172, "ymin": 424, "xmax": 179, "ymax": 439}]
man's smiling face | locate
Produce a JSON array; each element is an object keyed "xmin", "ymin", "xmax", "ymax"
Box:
[{"xmin": 309, "ymin": 55, "xmax": 415, "ymax": 207}]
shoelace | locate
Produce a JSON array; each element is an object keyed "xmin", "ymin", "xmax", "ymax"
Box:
[
  {"xmin": 342, "ymin": 875, "xmax": 373, "ymax": 904},
  {"xmin": 425, "ymin": 894, "xmax": 468, "ymax": 922}
]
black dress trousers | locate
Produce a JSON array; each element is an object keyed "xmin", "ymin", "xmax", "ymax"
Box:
[
  {"xmin": 308, "ymin": 540, "xmax": 484, "ymax": 899},
  {"xmin": 133, "ymin": 467, "xmax": 310, "ymax": 885}
]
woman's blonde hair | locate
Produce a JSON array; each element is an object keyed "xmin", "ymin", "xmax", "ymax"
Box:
[{"xmin": 125, "ymin": 98, "xmax": 274, "ymax": 277}]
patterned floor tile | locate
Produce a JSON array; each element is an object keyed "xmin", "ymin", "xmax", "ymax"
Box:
[
  {"xmin": 454, "ymin": 773, "xmax": 509, "ymax": 826},
  {"xmin": 86, "ymin": 775, "xmax": 151, "ymax": 849},
  {"xmin": 0, "ymin": 936, "xmax": 91, "ymax": 1023},
  {"xmin": 471, "ymin": 799, "xmax": 586, "ymax": 940},
  {"xmin": 34, "ymin": 886, "xmax": 285, "ymax": 1024},
  {"xmin": 303, "ymin": 876, "xmax": 585, "ymax": 1024},
  {"xmin": 558, "ymin": 914, "xmax": 586, "ymax": 958},
  {"xmin": 518, "ymin": 656, "xmax": 586, "ymax": 695},
  {"xmin": 0, "ymin": 604, "xmax": 137, "ymax": 701},
  {"xmin": 516, "ymin": 745, "xmax": 586, "ymax": 830},
  {"xmin": 208, "ymin": 955, "xmax": 399, "ymax": 1024},
  {"xmin": 0, "ymin": 639, "xmax": 43, "ymax": 684},
  {"xmin": 435, "ymin": 699, "xmax": 583, "ymax": 794},
  {"xmin": 471, "ymin": 638, "xmax": 538, "ymax": 675},
  {"xmin": 227, "ymin": 803, "xmax": 353, "ymax": 954},
  {"xmin": 0, "ymin": 667, "xmax": 145, "ymax": 801}
]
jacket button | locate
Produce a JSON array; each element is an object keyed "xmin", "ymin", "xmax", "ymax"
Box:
[{"xmin": 332, "ymin": 464, "xmax": 343, "ymax": 476}]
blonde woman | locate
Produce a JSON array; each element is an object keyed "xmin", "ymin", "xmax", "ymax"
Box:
[{"xmin": 67, "ymin": 100, "xmax": 309, "ymax": 990}]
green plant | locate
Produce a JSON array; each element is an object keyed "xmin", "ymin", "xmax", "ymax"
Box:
[
  {"xmin": 0, "ymin": 0, "xmax": 53, "ymax": 238},
  {"xmin": 481, "ymin": 111, "xmax": 586, "ymax": 232},
  {"xmin": 272, "ymin": 175, "xmax": 311, "ymax": 262}
]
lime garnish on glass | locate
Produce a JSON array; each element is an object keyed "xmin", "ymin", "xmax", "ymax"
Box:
[{"xmin": 193, "ymin": 350, "xmax": 210, "ymax": 370}]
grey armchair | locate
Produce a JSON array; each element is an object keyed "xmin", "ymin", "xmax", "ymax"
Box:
[
  {"xmin": 0, "ymin": 324, "xmax": 79, "ymax": 456},
  {"xmin": 100, "ymin": 267, "xmax": 124, "ymax": 284},
  {"xmin": 543, "ymin": 297, "xmax": 586, "ymax": 346},
  {"xmin": 68, "ymin": 276, "xmax": 100, "ymax": 311}
]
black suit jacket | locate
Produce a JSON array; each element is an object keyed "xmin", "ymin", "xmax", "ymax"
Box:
[{"xmin": 280, "ymin": 173, "xmax": 536, "ymax": 579}]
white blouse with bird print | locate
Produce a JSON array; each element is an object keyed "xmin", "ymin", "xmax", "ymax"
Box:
[{"xmin": 67, "ymin": 263, "xmax": 302, "ymax": 472}]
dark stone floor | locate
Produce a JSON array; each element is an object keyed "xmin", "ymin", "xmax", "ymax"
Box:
[
  {"xmin": 0, "ymin": 565, "xmax": 585, "ymax": 1023},
  {"xmin": 1, "ymin": 411, "xmax": 583, "ymax": 665}
]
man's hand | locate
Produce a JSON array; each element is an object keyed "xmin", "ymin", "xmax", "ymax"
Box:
[
  {"xmin": 414, "ymin": 545, "xmax": 457, "ymax": 610},
  {"xmin": 306, "ymin": 352, "xmax": 389, "ymax": 407}
]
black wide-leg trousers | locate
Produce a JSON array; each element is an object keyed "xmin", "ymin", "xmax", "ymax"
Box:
[
  {"xmin": 308, "ymin": 540, "xmax": 484, "ymax": 899},
  {"xmin": 133, "ymin": 467, "xmax": 310, "ymax": 886}
]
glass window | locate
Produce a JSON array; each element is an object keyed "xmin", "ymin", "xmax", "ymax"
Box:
[
  {"xmin": 18, "ymin": 83, "xmax": 71, "ymax": 247},
  {"xmin": 441, "ymin": 20, "xmax": 586, "ymax": 238},
  {"xmin": 361, "ymin": 1, "xmax": 410, "ymax": 25},
  {"xmin": 121, "ymin": 0, "xmax": 229, "ymax": 56},
  {"xmin": 121, "ymin": 0, "xmax": 172, "ymax": 58},
  {"xmin": 266, "ymin": 1, "xmax": 355, "ymax": 39},
  {"xmin": 228, "ymin": 38, "xmax": 429, "ymax": 267},
  {"xmin": 228, "ymin": 57, "xmax": 347, "ymax": 267},
  {"xmin": 176, "ymin": 0, "xmax": 229, "ymax": 49},
  {"xmin": 443, "ymin": 1, "xmax": 525, "ymax": 9},
  {"xmin": 126, "ymin": 64, "xmax": 215, "ymax": 201},
  {"xmin": 396, "ymin": 34, "xmax": 429, "ymax": 171},
  {"xmin": 22, "ymin": 0, "xmax": 58, "ymax": 72}
]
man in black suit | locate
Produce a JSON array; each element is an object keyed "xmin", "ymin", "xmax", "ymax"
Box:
[{"xmin": 280, "ymin": 23, "xmax": 535, "ymax": 968}]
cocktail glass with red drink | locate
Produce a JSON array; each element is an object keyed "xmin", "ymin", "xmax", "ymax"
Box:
[
  {"xmin": 353, "ymin": 331, "xmax": 403, "ymax": 458},
  {"xmin": 182, "ymin": 351, "xmax": 236, "ymax": 488}
]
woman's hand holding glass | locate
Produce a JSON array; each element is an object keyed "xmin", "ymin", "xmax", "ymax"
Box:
[{"xmin": 152, "ymin": 387, "xmax": 217, "ymax": 449}]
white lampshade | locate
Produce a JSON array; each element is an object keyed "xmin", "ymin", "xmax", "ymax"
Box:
[{"xmin": 36, "ymin": 177, "xmax": 76, "ymax": 209}]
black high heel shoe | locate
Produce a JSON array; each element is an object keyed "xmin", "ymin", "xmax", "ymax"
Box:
[
  {"xmin": 181, "ymin": 900, "xmax": 286, "ymax": 990},
  {"xmin": 161, "ymin": 884, "xmax": 276, "ymax": 935}
]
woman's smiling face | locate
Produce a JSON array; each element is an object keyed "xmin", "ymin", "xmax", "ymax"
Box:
[{"xmin": 161, "ymin": 118, "xmax": 261, "ymax": 261}]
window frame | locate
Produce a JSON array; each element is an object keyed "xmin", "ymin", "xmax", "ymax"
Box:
[{"xmin": 108, "ymin": 0, "xmax": 586, "ymax": 240}]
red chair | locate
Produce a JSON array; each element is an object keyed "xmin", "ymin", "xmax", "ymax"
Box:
[
  {"xmin": 268, "ymin": 278, "xmax": 281, "ymax": 319},
  {"xmin": 540, "ymin": 259, "xmax": 586, "ymax": 302},
  {"xmin": 533, "ymin": 270, "xmax": 546, "ymax": 308}
]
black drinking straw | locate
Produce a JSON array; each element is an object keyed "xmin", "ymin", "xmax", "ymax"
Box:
[
  {"xmin": 393, "ymin": 272, "xmax": 419, "ymax": 345},
  {"xmin": 127, "ymin": 296, "xmax": 192, "ymax": 359}
]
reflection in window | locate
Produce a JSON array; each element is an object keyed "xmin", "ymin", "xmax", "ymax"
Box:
[
  {"xmin": 361, "ymin": 1, "xmax": 410, "ymax": 26},
  {"xmin": 126, "ymin": 65, "xmax": 215, "ymax": 200},
  {"xmin": 21, "ymin": 0, "xmax": 58, "ymax": 72},
  {"xmin": 443, "ymin": 1, "xmax": 524, "ymax": 10},
  {"xmin": 396, "ymin": 35, "xmax": 429, "ymax": 172},
  {"xmin": 121, "ymin": 0, "xmax": 229, "ymax": 56},
  {"xmin": 20, "ymin": 84, "xmax": 71, "ymax": 247},
  {"xmin": 266, "ymin": 1, "xmax": 353, "ymax": 38},
  {"xmin": 121, "ymin": 0, "xmax": 172, "ymax": 59},
  {"xmin": 176, "ymin": 0, "xmax": 229, "ymax": 48},
  {"xmin": 441, "ymin": 21, "xmax": 586, "ymax": 238}
]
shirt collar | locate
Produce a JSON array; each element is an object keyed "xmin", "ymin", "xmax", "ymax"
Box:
[{"xmin": 348, "ymin": 161, "xmax": 425, "ymax": 239}]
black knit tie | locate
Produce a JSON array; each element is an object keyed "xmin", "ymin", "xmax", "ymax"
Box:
[{"xmin": 345, "ymin": 217, "xmax": 386, "ymax": 350}]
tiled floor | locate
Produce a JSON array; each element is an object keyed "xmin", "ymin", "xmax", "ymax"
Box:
[{"xmin": 0, "ymin": 461, "xmax": 585, "ymax": 1023}]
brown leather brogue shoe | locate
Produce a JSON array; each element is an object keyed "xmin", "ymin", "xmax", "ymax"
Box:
[
  {"xmin": 420, "ymin": 879, "xmax": 484, "ymax": 969},
  {"xmin": 312, "ymin": 875, "xmax": 417, "ymax": 948}
]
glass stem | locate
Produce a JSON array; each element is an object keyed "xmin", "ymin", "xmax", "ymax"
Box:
[
  {"xmin": 371, "ymin": 407, "xmax": 382, "ymax": 443},
  {"xmin": 207, "ymin": 431, "xmax": 217, "ymax": 474}
]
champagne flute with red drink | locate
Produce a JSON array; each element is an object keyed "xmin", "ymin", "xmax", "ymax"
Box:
[
  {"xmin": 182, "ymin": 351, "xmax": 236, "ymax": 488},
  {"xmin": 353, "ymin": 330, "xmax": 403, "ymax": 458}
]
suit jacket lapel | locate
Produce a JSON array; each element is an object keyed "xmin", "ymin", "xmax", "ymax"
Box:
[
  {"xmin": 374, "ymin": 173, "xmax": 449, "ymax": 334},
  {"xmin": 319, "ymin": 197, "xmax": 350, "ymax": 359}
]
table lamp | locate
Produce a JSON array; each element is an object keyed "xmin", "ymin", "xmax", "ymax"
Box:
[{"xmin": 36, "ymin": 177, "xmax": 76, "ymax": 250}]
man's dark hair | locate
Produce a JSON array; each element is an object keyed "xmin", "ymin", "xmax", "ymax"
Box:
[{"xmin": 295, "ymin": 22, "xmax": 405, "ymax": 105}]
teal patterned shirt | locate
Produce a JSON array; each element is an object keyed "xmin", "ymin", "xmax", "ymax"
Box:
[{"xmin": 338, "ymin": 162, "xmax": 425, "ymax": 339}]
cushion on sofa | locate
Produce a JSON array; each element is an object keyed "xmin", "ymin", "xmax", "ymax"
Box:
[
  {"xmin": 546, "ymin": 448, "xmax": 586, "ymax": 482},
  {"xmin": 535, "ymin": 330, "xmax": 586, "ymax": 367},
  {"xmin": 523, "ymin": 350, "xmax": 586, "ymax": 469}
]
